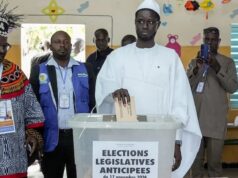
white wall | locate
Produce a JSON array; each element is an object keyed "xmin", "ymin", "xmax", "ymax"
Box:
[{"xmin": 8, "ymin": 0, "xmax": 238, "ymax": 46}]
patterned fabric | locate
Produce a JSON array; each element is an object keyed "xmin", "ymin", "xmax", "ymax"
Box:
[
  {"xmin": 0, "ymin": 60, "xmax": 44, "ymax": 177},
  {"xmin": 0, "ymin": 60, "xmax": 28, "ymax": 99},
  {"xmin": 25, "ymin": 128, "xmax": 43, "ymax": 166}
]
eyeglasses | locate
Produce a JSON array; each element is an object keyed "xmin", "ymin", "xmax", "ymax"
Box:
[
  {"xmin": 0, "ymin": 43, "xmax": 11, "ymax": 52},
  {"xmin": 135, "ymin": 19, "xmax": 159, "ymax": 26}
]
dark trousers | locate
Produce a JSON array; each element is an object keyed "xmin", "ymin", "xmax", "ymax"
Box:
[{"xmin": 41, "ymin": 129, "xmax": 77, "ymax": 178}]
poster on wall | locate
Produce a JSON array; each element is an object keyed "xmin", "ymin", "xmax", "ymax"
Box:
[{"xmin": 93, "ymin": 141, "xmax": 159, "ymax": 178}]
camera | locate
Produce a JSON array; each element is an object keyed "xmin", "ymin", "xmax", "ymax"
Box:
[{"xmin": 200, "ymin": 44, "xmax": 210, "ymax": 62}]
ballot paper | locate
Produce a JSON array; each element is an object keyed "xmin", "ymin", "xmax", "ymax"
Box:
[{"xmin": 114, "ymin": 96, "xmax": 137, "ymax": 121}]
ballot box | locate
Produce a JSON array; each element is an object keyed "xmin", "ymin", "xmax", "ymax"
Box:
[{"xmin": 68, "ymin": 114, "xmax": 181, "ymax": 178}]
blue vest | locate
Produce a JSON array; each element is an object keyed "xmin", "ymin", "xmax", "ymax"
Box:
[{"xmin": 39, "ymin": 62, "xmax": 90, "ymax": 152}]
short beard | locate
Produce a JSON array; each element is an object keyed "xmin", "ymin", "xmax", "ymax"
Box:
[
  {"xmin": 54, "ymin": 53, "xmax": 70, "ymax": 61},
  {"xmin": 137, "ymin": 31, "xmax": 156, "ymax": 42},
  {"xmin": 210, "ymin": 47, "xmax": 218, "ymax": 54}
]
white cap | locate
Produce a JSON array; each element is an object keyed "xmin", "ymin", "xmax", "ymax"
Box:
[{"xmin": 136, "ymin": 0, "xmax": 160, "ymax": 16}]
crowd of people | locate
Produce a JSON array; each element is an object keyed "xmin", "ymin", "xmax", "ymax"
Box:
[{"xmin": 0, "ymin": 0, "xmax": 237, "ymax": 178}]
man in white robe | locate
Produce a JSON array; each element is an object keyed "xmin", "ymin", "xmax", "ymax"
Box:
[{"xmin": 96, "ymin": 0, "xmax": 202, "ymax": 177}]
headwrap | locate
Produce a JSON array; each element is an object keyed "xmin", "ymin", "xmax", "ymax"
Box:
[
  {"xmin": 0, "ymin": 2, "xmax": 25, "ymax": 99},
  {"xmin": 136, "ymin": 0, "xmax": 160, "ymax": 16},
  {"xmin": 0, "ymin": 0, "xmax": 22, "ymax": 37}
]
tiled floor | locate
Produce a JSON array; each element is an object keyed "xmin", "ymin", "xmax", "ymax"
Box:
[{"xmin": 28, "ymin": 163, "xmax": 238, "ymax": 178}]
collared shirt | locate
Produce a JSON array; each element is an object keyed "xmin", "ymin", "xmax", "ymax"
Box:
[
  {"xmin": 47, "ymin": 57, "xmax": 79, "ymax": 129},
  {"xmin": 86, "ymin": 47, "xmax": 113, "ymax": 77}
]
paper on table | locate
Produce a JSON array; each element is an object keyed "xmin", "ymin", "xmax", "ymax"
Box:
[{"xmin": 114, "ymin": 96, "xmax": 137, "ymax": 121}]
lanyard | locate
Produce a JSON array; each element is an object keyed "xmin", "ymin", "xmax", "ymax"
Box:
[
  {"xmin": 58, "ymin": 64, "xmax": 68, "ymax": 88},
  {"xmin": 0, "ymin": 64, "xmax": 3, "ymax": 96},
  {"xmin": 202, "ymin": 64, "xmax": 209, "ymax": 78}
]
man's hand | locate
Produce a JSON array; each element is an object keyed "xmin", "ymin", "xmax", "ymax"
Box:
[
  {"xmin": 208, "ymin": 53, "xmax": 220, "ymax": 73},
  {"xmin": 25, "ymin": 133, "xmax": 38, "ymax": 157},
  {"xmin": 25, "ymin": 129, "xmax": 44, "ymax": 159},
  {"xmin": 172, "ymin": 143, "xmax": 182, "ymax": 171},
  {"xmin": 112, "ymin": 88, "xmax": 130, "ymax": 105}
]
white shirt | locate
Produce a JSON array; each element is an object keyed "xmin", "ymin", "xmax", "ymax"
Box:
[
  {"xmin": 47, "ymin": 57, "xmax": 79, "ymax": 129},
  {"xmin": 96, "ymin": 43, "xmax": 202, "ymax": 178}
]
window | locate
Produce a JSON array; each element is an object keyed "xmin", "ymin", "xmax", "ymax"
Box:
[
  {"xmin": 21, "ymin": 24, "xmax": 86, "ymax": 78},
  {"xmin": 230, "ymin": 23, "xmax": 238, "ymax": 108}
]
